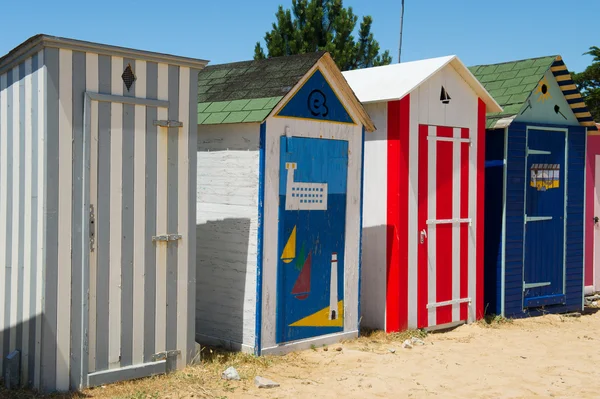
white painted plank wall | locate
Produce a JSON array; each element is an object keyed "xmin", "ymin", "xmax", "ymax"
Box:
[
  {"xmin": 360, "ymin": 102, "xmax": 388, "ymax": 330},
  {"xmin": 196, "ymin": 123, "xmax": 260, "ymax": 351}
]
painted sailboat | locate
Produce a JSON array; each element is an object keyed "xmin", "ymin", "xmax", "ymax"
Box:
[
  {"xmin": 281, "ymin": 226, "xmax": 296, "ymax": 263},
  {"xmin": 291, "ymin": 252, "xmax": 311, "ymax": 300}
]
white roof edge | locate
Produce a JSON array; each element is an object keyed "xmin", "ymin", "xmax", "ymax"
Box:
[
  {"xmin": 403, "ymin": 55, "xmax": 455, "ymax": 101},
  {"xmin": 449, "ymin": 57, "xmax": 503, "ymax": 113},
  {"xmin": 343, "ymin": 55, "xmax": 503, "ymax": 113},
  {"xmin": 343, "ymin": 55, "xmax": 455, "ymax": 104}
]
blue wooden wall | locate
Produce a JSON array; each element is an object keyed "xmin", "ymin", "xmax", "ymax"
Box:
[
  {"xmin": 484, "ymin": 129, "xmax": 505, "ymax": 315},
  {"xmin": 485, "ymin": 121, "xmax": 585, "ymax": 318}
]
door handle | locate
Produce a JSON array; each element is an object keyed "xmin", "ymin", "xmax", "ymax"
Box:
[
  {"xmin": 595, "ymin": 216, "xmax": 599, "ymax": 224},
  {"xmin": 420, "ymin": 229, "xmax": 427, "ymax": 244}
]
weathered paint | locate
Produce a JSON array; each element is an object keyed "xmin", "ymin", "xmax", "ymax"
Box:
[
  {"xmin": 0, "ymin": 36, "xmax": 203, "ymax": 392},
  {"xmin": 195, "ymin": 57, "xmax": 366, "ymax": 355},
  {"xmin": 196, "ymin": 123, "xmax": 261, "ymax": 353},
  {"xmin": 276, "ymin": 136, "xmax": 348, "ymax": 342},
  {"xmin": 261, "ymin": 61, "xmax": 363, "ymax": 353},
  {"xmin": 359, "ymin": 61, "xmax": 484, "ymax": 332}
]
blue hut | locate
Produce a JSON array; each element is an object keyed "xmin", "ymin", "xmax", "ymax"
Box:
[{"xmin": 470, "ymin": 56, "xmax": 596, "ymax": 317}]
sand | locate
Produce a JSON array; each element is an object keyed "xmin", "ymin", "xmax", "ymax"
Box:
[
  {"xmin": 6, "ymin": 309, "xmax": 600, "ymax": 398},
  {"xmin": 220, "ymin": 310, "xmax": 600, "ymax": 399}
]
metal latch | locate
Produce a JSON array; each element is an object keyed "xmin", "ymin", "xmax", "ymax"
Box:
[
  {"xmin": 420, "ymin": 229, "xmax": 427, "ymax": 244},
  {"xmin": 90, "ymin": 204, "xmax": 95, "ymax": 252},
  {"xmin": 151, "ymin": 349, "xmax": 181, "ymax": 362},
  {"xmin": 153, "ymin": 120, "xmax": 183, "ymax": 128},
  {"xmin": 152, "ymin": 234, "xmax": 182, "ymax": 242}
]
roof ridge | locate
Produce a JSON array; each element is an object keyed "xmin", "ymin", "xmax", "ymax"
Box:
[
  {"xmin": 470, "ymin": 55, "xmax": 558, "ymax": 69},
  {"xmin": 204, "ymin": 51, "xmax": 326, "ymax": 71}
]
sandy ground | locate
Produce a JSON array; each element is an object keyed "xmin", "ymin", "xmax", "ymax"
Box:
[{"xmin": 4, "ymin": 309, "xmax": 600, "ymax": 398}]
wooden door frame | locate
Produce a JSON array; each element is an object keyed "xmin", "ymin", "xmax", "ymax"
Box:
[
  {"xmin": 79, "ymin": 92, "xmax": 171, "ymax": 389},
  {"xmin": 521, "ymin": 125, "xmax": 568, "ymax": 308}
]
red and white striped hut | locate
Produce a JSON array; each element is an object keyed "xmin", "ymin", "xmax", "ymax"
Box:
[{"xmin": 343, "ymin": 56, "xmax": 501, "ymax": 332}]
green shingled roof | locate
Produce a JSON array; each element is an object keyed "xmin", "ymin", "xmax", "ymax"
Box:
[
  {"xmin": 469, "ymin": 56, "xmax": 557, "ymax": 128},
  {"xmin": 198, "ymin": 52, "xmax": 325, "ymax": 124}
]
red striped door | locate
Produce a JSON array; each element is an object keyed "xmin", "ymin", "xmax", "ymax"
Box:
[{"xmin": 417, "ymin": 125, "xmax": 471, "ymax": 329}]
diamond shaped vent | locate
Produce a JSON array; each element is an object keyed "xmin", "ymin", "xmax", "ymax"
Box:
[{"xmin": 122, "ymin": 64, "xmax": 136, "ymax": 92}]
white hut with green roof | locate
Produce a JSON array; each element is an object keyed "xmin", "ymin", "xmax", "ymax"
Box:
[{"xmin": 195, "ymin": 52, "xmax": 374, "ymax": 355}]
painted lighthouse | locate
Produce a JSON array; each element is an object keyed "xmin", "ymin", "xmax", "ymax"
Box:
[
  {"xmin": 329, "ymin": 253, "xmax": 338, "ymax": 320},
  {"xmin": 277, "ymin": 136, "xmax": 348, "ymax": 343}
]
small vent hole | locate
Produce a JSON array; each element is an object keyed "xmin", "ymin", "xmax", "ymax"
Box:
[{"xmin": 122, "ymin": 64, "xmax": 136, "ymax": 92}]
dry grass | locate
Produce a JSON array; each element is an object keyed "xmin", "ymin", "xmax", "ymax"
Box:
[
  {"xmin": 358, "ymin": 327, "xmax": 427, "ymax": 343},
  {"xmin": 476, "ymin": 314, "xmax": 514, "ymax": 328},
  {"xmin": 0, "ymin": 347, "xmax": 286, "ymax": 399},
  {"xmin": 0, "ymin": 331, "xmax": 427, "ymax": 398}
]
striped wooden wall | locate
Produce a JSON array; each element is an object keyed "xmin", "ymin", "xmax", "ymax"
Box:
[
  {"xmin": 0, "ymin": 50, "xmax": 46, "ymax": 390},
  {"xmin": 0, "ymin": 46, "xmax": 198, "ymax": 392}
]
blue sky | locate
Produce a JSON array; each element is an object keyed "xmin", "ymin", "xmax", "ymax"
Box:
[{"xmin": 1, "ymin": 0, "xmax": 598, "ymax": 72}]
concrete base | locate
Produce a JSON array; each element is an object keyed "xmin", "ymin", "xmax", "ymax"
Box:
[
  {"xmin": 195, "ymin": 333, "xmax": 255, "ymax": 354},
  {"xmin": 260, "ymin": 330, "xmax": 358, "ymax": 355}
]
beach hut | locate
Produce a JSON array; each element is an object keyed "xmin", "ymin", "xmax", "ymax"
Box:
[
  {"xmin": 586, "ymin": 122, "xmax": 600, "ymax": 294},
  {"xmin": 469, "ymin": 56, "xmax": 595, "ymax": 317},
  {"xmin": 195, "ymin": 52, "xmax": 374, "ymax": 355},
  {"xmin": 0, "ymin": 34, "xmax": 207, "ymax": 391},
  {"xmin": 342, "ymin": 56, "xmax": 501, "ymax": 332}
]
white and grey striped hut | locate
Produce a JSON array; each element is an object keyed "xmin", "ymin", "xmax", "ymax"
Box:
[{"xmin": 0, "ymin": 34, "xmax": 207, "ymax": 392}]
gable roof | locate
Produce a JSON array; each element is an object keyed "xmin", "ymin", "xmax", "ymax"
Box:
[
  {"xmin": 197, "ymin": 52, "xmax": 324, "ymax": 124},
  {"xmin": 342, "ymin": 55, "xmax": 502, "ymax": 112},
  {"xmin": 0, "ymin": 34, "xmax": 208, "ymax": 75},
  {"xmin": 197, "ymin": 52, "xmax": 375, "ymax": 131},
  {"xmin": 469, "ymin": 56, "xmax": 598, "ymax": 131}
]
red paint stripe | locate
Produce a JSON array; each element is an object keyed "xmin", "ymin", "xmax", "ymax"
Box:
[
  {"xmin": 386, "ymin": 96, "xmax": 410, "ymax": 332},
  {"xmin": 460, "ymin": 128, "xmax": 469, "ymax": 321},
  {"xmin": 436, "ymin": 126, "xmax": 453, "ymax": 325},
  {"xmin": 417, "ymin": 124, "xmax": 429, "ymax": 329},
  {"xmin": 397, "ymin": 96, "xmax": 410, "ymax": 331},
  {"xmin": 476, "ymin": 99, "xmax": 486, "ymax": 320}
]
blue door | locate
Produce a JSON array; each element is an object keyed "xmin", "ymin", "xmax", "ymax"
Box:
[
  {"xmin": 523, "ymin": 128, "xmax": 566, "ymax": 307},
  {"xmin": 277, "ymin": 136, "xmax": 348, "ymax": 343}
]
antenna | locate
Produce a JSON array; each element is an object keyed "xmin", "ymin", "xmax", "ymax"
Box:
[{"xmin": 398, "ymin": 0, "xmax": 405, "ymax": 63}]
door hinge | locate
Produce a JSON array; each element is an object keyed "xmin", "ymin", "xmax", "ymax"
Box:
[
  {"xmin": 89, "ymin": 204, "xmax": 95, "ymax": 252},
  {"xmin": 152, "ymin": 350, "xmax": 180, "ymax": 373},
  {"xmin": 153, "ymin": 120, "xmax": 183, "ymax": 128},
  {"xmin": 152, "ymin": 234, "xmax": 182, "ymax": 242}
]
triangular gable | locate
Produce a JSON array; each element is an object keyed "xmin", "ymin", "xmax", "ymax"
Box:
[
  {"xmin": 550, "ymin": 56, "xmax": 597, "ymax": 131},
  {"xmin": 470, "ymin": 55, "xmax": 597, "ymax": 132},
  {"xmin": 275, "ymin": 67, "xmax": 356, "ymax": 125},
  {"xmin": 343, "ymin": 56, "xmax": 501, "ymax": 113},
  {"xmin": 515, "ymin": 69, "xmax": 580, "ymax": 126}
]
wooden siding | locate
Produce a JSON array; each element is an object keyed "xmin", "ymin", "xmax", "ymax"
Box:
[{"xmin": 195, "ymin": 123, "xmax": 260, "ymax": 352}]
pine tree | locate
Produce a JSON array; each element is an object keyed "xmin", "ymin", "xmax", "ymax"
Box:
[
  {"xmin": 573, "ymin": 46, "xmax": 600, "ymax": 122},
  {"xmin": 254, "ymin": 0, "xmax": 392, "ymax": 71}
]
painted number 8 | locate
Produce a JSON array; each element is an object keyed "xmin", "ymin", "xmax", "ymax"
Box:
[{"xmin": 308, "ymin": 89, "xmax": 329, "ymax": 117}]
